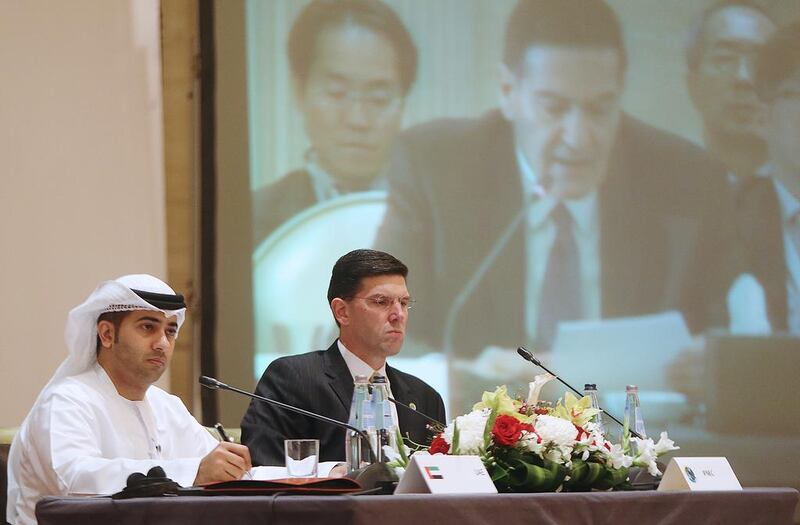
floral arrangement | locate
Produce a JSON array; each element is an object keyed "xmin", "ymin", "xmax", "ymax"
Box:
[{"xmin": 388, "ymin": 377, "xmax": 678, "ymax": 492}]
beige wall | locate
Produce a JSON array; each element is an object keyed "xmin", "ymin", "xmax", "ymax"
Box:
[{"xmin": 0, "ymin": 0, "xmax": 167, "ymax": 427}]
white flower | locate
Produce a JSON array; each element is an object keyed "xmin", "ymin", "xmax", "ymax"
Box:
[
  {"xmin": 527, "ymin": 373, "xmax": 555, "ymax": 405},
  {"xmin": 520, "ymin": 431, "xmax": 544, "ymax": 455},
  {"xmin": 382, "ymin": 445, "xmax": 401, "ymax": 463},
  {"xmin": 630, "ymin": 432, "xmax": 678, "ymax": 477},
  {"xmin": 535, "ymin": 415, "xmax": 577, "ymax": 447},
  {"xmin": 606, "ymin": 443, "xmax": 633, "ymax": 470},
  {"xmin": 654, "ymin": 432, "xmax": 679, "ymax": 455},
  {"xmin": 631, "ymin": 437, "xmax": 660, "ymax": 476},
  {"xmin": 442, "ymin": 408, "xmax": 490, "ymax": 455}
]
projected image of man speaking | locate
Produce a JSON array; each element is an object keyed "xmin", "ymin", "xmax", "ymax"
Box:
[{"xmin": 375, "ymin": 0, "xmax": 737, "ymax": 404}]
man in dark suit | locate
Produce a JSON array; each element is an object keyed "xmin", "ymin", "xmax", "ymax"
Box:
[
  {"xmin": 686, "ymin": 1, "xmax": 776, "ymax": 184},
  {"xmin": 252, "ymin": 0, "xmax": 417, "ymax": 247},
  {"xmin": 735, "ymin": 21, "xmax": 800, "ymax": 334},
  {"xmin": 241, "ymin": 249, "xmax": 445, "ymax": 466},
  {"xmin": 376, "ymin": 0, "xmax": 735, "ymax": 360}
]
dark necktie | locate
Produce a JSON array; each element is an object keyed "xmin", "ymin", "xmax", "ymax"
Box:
[{"xmin": 536, "ymin": 203, "xmax": 581, "ymax": 348}]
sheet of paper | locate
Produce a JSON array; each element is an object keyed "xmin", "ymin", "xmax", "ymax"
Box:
[
  {"xmin": 550, "ymin": 311, "xmax": 691, "ymax": 415},
  {"xmin": 249, "ymin": 461, "xmax": 341, "ymax": 480}
]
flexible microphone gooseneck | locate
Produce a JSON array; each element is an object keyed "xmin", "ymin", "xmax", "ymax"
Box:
[
  {"xmin": 515, "ymin": 347, "xmax": 642, "ymax": 440},
  {"xmin": 441, "ymin": 193, "xmax": 541, "ymax": 409},
  {"xmin": 199, "ymin": 376, "xmax": 377, "ymax": 463},
  {"xmin": 386, "ymin": 397, "xmax": 444, "ymax": 428}
]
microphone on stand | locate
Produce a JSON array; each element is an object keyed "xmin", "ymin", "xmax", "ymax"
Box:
[
  {"xmin": 441, "ymin": 192, "xmax": 540, "ymax": 408},
  {"xmin": 386, "ymin": 397, "xmax": 444, "ymax": 428},
  {"xmin": 199, "ymin": 376, "xmax": 378, "ymax": 463},
  {"xmin": 515, "ymin": 347, "xmax": 642, "ymax": 439}
]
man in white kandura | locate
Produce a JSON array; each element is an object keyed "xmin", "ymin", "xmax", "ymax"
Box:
[{"xmin": 7, "ymin": 274, "xmax": 251, "ymax": 525}]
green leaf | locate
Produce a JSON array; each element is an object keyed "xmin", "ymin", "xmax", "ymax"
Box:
[
  {"xmin": 395, "ymin": 427, "xmax": 409, "ymax": 465},
  {"xmin": 563, "ymin": 460, "xmax": 606, "ymax": 491},
  {"xmin": 483, "ymin": 399, "xmax": 500, "ymax": 447},
  {"xmin": 505, "ymin": 457, "xmax": 567, "ymax": 492},
  {"xmin": 594, "ymin": 467, "xmax": 630, "ymax": 491},
  {"xmin": 452, "ymin": 421, "xmax": 460, "ymax": 455}
]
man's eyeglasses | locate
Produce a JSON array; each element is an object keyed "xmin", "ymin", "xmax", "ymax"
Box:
[
  {"xmin": 351, "ymin": 295, "xmax": 415, "ymax": 312},
  {"xmin": 310, "ymin": 84, "xmax": 403, "ymax": 119}
]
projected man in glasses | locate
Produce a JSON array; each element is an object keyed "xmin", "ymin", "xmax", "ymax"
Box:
[
  {"xmin": 252, "ymin": 0, "xmax": 417, "ymax": 247},
  {"xmin": 687, "ymin": 0, "xmax": 777, "ymax": 184},
  {"xmin": 241, "ymin": 249, "xmax": 445, "ymax": 466}
]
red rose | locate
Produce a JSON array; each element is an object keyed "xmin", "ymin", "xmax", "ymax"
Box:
[
  {"xmin": 429, "ymin": 435, "xmax": 450, "ymax": 454},
  {"xmin": 492, "ymin": 415, "xmax": 524, "ymax": 447}
]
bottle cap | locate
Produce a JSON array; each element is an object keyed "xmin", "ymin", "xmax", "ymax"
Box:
[
  {"xmin": 371, "ymin": 374, "xmax": 388, "ymax": 384},
  {"xmin": 626, "ymin": 385, "xmax": 638, "ymax": 392},
  {"xmin": 584, "ymin": 383, "xmax": 597, "ymax": 390},
  {"xmin": 354, "ymin": 375, "xmax": 370, "ymax": 384}
]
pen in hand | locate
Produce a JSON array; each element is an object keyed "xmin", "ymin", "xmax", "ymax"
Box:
[
  {"xmin": 214, "ymin": 423, "xmax": 233, "ymax": 443},
  {"xmin": 214, "ymin": 423, "xmax": 252, "ymax": 480}
]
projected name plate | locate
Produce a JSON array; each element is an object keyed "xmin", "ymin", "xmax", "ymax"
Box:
[
  {"xmin": 657, "ymin": 457, "xmax": 742, "ymax": 491},
  {"xmin": 395, "ymin": 453, "xmax": 497, "ymax": 494}
]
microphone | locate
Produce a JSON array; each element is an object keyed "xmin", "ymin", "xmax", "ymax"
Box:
[
  {"xmin": 515, "ymin": 347, "xmax": 642, "ymax": 439},
  {"xmin": 387, "ymin": 397, "xmax": 444, "ymax": 428},
  {"xmin": 199, "ymin": 376, "xmax": 377, "ymax": 463},
  {"xmin": 441, "ymin": 193, "xmax": 539, "ymax": 407}
]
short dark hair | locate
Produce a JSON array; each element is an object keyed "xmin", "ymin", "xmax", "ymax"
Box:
[
  {"xmin": 288, "ymin": 0, "xmax": 417, "ymax": 96},
  {"xmin": 756, "ymin": 21, "xmax": 800, "ymax": 101},
  {"xmin": 95, "ymin": 310, "xmax": 132, "ymax": 354},
  {"xmin": 327, "ymin": 249, "xmax": 408, "ymax": 305},
  {"xmin": 686, "ymin": 0, "xmax": 775, "ymax": 73},
  {"xmin": 503, "ymin": 0, "xmax": 627, "ymax": 73}
]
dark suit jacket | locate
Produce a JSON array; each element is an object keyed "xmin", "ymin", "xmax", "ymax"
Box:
[
  {"xmin": 376, "ymin": 110, "xmax": 736, "ymax": 356},
  {"xmin": 735, "ymin": 176, "xmax": 789, "ymax": 331},
  {"xmin": 252, "ymin": 169, "xmax": 317, "ymax": 250},
  {"xmin": 240, "ymin": 341, "xmax": 446, "ymax": 466}
]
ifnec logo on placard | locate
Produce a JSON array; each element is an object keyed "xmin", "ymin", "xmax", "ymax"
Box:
[
  {"xmin": 424, "ymin": 466, "xmax": 443, "ymax": 480},
  {"xmin": 685, "ymin": 466, "xmax": 697, "ymax": 483}
]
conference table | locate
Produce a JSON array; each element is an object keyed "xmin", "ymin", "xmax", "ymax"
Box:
[{"xmin": 37, "ymin": 487, "xmax": 799, "ymax": 525}]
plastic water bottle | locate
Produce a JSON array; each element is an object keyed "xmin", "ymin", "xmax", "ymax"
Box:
[
  {"xmin": 370, "ymin": 374, "xmax": 397, "ymax": 461},
  {"xmin": 583, "ymin": 383, "xmax": 606, "ymax": 436},
  {"xmin": 623, "ymin": 385, "xmax": 647, "ymax": 453},
  {"xmin": 345, "ymin": 375, "xmax": 371, "ymax": 471}
]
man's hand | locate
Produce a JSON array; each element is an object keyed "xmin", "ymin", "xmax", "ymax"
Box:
[
  {"xmin": 454, "ymin": 346, "xmax": 550, "ymax": 381},
  {"xmin": 193, "ymin": 442, "xmax": 252, "ymax": 486},
  {"xmin": 666, "ymin": 335, "xmax": 706, "ymax": 405},
  {"xmin": 328, "ymin": 464, "xmax": 348, "ymax": 478}
]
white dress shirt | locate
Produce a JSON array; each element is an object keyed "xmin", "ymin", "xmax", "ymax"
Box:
[
  {"xmin": 337, "ymin": 340, "xmax": 400, "ymax": 430},
  {"xmin": 772, "ymin": 176, "xmax": 800, "ymax": 334},
  {"xmin": 516, "ymin": 149, "xmax": 602, "ymax": 344}
]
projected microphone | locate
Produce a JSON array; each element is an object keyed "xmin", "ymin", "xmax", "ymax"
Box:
[
  {"xmin": 515, "ymin": 347, "xmax": 642, "ymax": 439},
  {"xmin": 441, "ymin": 193, "xmax": 540, "ymax": 407},
  {"xmin": 199, "ymin": 376, "xmax": 377, "ymax": 463},
  {"xmin": 387, "ymin": 397, "xmax": 444, "ymax": 428}
]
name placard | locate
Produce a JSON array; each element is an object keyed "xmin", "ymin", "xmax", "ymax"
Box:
[
  {"xmin": 395, "ymin": 453, "xmax": 497, "ymax": 494},
  {"xmin": 657, "ymin": 457, "xmax": 742, "ymax": 491}
]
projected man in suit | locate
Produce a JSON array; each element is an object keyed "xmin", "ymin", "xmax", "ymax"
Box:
[
  {"xmin": 687, "ymin": 0, "xmax": 777, "ymax": 184},
  {"xmin": 737, "ymin": 21, "xmax": 800, "ymax": 334},
  {"xmin": 241, "ymin": 249, "xmax": 445, "ymax": 466},
  {"xmin": 375, "ymin": 0, "xmax": 735, "ymax": 360},
  {"xmin": 252, "ymin": 0, "xmax": 417, "ymax": 247}
]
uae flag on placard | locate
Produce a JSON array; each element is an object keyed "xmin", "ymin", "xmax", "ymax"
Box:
[{"xmin": 424, "ymin": 466, "xmax": 443, "ymax": 480}]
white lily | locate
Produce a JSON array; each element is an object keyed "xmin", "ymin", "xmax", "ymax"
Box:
[
  {"xmin": 654, "ymin": 431, "xmax": 679, "ymax": 455},
  {"xmin": 527, "ymin": 373, "xmax": 555, "ymax": 405}
]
